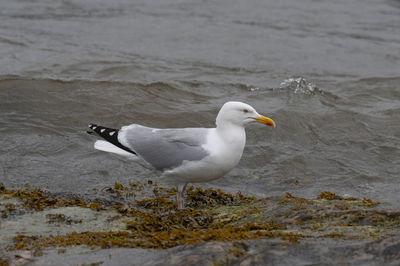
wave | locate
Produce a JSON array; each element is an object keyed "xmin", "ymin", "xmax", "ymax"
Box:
[{"xmin": 277, "ymin": 77, "xmax": 321, "ymax": 95}]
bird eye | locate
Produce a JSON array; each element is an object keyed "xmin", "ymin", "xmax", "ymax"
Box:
[{"xmin": 243, "ymin": 109, "xmax": 249, "ymax": 113}]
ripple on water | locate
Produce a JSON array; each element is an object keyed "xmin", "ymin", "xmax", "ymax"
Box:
[{"xmin": 278, "ymin": 77, "xmax": 320, "ymax": 95}]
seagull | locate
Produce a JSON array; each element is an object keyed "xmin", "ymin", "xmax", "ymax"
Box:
[{"xmin": 88, "ymin": 101, "xmax": 275, "ymax": 209}]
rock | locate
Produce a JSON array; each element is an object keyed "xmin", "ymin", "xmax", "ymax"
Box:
[{"xmin": 1, "ymin": 183, "xmax": 399, "ymax": 265}]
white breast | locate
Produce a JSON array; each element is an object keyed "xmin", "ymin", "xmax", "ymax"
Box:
[
  {"xmin": 161, "ymin": 127, "xmax": 246, "ymax": 185},
  {"xmin": 205, "ymin": 127, "xmax": 246, "ymax": 170}
]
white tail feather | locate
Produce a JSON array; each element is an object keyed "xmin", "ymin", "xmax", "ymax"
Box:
[{"xmin": 94, "ymin": 140, "xmax": 137, "ymax": 159}]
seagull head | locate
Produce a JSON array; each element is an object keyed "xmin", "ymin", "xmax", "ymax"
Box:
[{"xmin": 216, "ymin": 101, "xmax": 276, "ymax": 128}]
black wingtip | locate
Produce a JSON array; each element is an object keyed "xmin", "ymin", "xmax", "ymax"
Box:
[
  {"xmin": 87, "ymin": 124, "xmax": 97, "ymax": 135},
  {"xmin": 86, "ymin": 123, "xmax": 137, "ymax": 155},
  {"xmin": 88, "ymin": 124, "xmax": 97, "ymax": 130}
]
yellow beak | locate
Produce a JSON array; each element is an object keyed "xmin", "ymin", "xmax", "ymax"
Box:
[{"xmin": 253, "ymin": 115, "xmax": 276, "ymax": 127}]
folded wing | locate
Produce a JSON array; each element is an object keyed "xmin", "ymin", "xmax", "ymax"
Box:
[{"xmin": 118, "ymin": 124, "xmax": 210, "ymax": 171}]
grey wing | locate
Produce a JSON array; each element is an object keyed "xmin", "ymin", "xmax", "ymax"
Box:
[{"xmin": 118, "ymin": 124, "xmax": 210, "ymax": 171}]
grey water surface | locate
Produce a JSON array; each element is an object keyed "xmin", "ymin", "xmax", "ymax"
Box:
[{"xmin": 0, "ymin": 0, "xmax": 399, "ymax": 206}]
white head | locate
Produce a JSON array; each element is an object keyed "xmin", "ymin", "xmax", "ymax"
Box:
[{"xmin": 216, "ymin": 101, "xmax": 276, "ymax": 128}]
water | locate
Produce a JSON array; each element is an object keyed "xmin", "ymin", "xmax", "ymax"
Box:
[{"xmin": 0, "ymin": 0, "xmax": 399, "ymax": 206}]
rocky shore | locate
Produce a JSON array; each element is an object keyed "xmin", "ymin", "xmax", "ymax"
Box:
[{"xmin": 1, "ymin": 182, "xmax": 399, "ymax": 265}]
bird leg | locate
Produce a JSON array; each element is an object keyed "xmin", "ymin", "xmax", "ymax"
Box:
[{"xmin": 177, "ymin": 183, "xmax": 188, "ymax": 210}]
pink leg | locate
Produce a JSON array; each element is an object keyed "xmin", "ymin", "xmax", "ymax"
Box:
[{"xmin": 177, "ymin": 183, "xmax": 188, "ymax": 210}]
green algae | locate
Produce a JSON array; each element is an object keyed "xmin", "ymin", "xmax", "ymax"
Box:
[{"xmin": 0, "ymin": 182, "xmax": 398, "ymax": 257}]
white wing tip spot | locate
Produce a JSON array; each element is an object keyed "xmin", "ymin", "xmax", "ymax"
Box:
[
  {"xmin": 100, "ymin": 129, "xmax": 105, "ymax": 133},
  {"xmin": 109, "ymin": 131, "xmax": 115, "ymax": 136}
]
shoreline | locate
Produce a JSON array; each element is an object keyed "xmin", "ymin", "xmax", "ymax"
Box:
[{"xmin": 1, "ymin": 182, "xmax": 399, "ymax": 265}]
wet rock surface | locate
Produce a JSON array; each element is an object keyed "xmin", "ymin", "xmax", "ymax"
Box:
[
  {"xmin": 6, "ymin": 237, "xmax": 400, "ymax": 266},
  {"xmin": 0, "ymin": 182, "xmax": 399, "ymax": 265}
]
